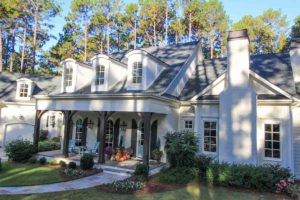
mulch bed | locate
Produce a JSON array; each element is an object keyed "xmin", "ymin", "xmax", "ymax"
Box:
[{"xmin": 96, "ymin": 175, "xmax": 184, "ymax": 194}]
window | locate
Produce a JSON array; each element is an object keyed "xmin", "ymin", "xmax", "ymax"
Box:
[
  {"xmin": 184, "ymin": 120, "xmax": 193, "ymax": 130},
  {"xmin": 75, "ymin": 119, "xmax": 83, "ymax": 146},
  {"xmin": 264, "ymin": 124, "xmax": 280, "ymax": 159},
  {"xmin": 95, "ymin": 65, "xmax": 105, "ymax": 85},
  {"xmin": 19, "ymin": 83, "xmax": 29, "ymax": 97},
  {"xmin": 203, "ymin": 121, "xmax": 217, "ymax": 153},
  {"xmin": 65, "ymin": 67, "xmax": 73, "ymax": 87},
  {"xmin": 132, "ymin": 62, "xmax": 142, "ymax": 84},
  {"xmin": 105, "ymin": 120, "xmax": 114, "ymax": 147},
  {"xmin": 140, "ymin": 123, "xmax": 144, "ymax": 146}
]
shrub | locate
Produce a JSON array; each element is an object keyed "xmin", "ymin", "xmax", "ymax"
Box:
[
  {"xmin": 63, "ymin": 168, "xmax": 82, "ymax": 177},
  {"xmin": 164, "ymin": 131, "xmax": 198, "ymax": 168},
  {"xmin": 68, "ymin": 161, "xmax": 77, "ymax": 169},
  {"xmin": 156, "ymin": 167, "xmax": 199, "ymax": 184},
  {"xmin": 39, "ymin": 130, "xmax": 48, "ymax": 141},
  {"xmin": 80, "ymin": 154, "xmax": 94, "ymax": 170},
  {"xmin": 38, "ymin": 140, "xmax": 60, "ymax": 152},
  {"xmin": 52, "ymin": 137, "xmax": 60, "ymax": 143},
  {"xmin": 39, "ymin": 157, "xmax": 47, "ymax": 165},
  {"xmin": 59, "ymin": 160, "xmax": 67, "ymax": 168},
  {"xmin": 28, "ymin": 157, "xmax": 37, "ymax": 164},
  {"xmin": 5, "ymin": 139, "xmax": 36, "ymax": 162},
  {"xmin": 203, "ymin": 162, "xmax": 291, "ymax": 192},
  {"xmin": 134, "ymin": 164, "xmax": 149, "ymax": 178},
  {"xmin": 195, "ymin": 155, "xmax": 215, "ymax": 179},
  {"xmin": 49, "ymin": 160, "xmax": 58, "ymax": 165},
  {"xmin": 110, "ymin": 180, "xmax": 144, "ymax": 192}
]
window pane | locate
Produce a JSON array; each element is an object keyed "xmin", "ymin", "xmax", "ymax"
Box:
[
  {"xmin": 265, "ymin": 149, "xmax": 272, "ymax": 157},
  {"xmin": 211, "ymin": 122, "xmax": 216, "ymax": 129},
  {"xmin": 265, "ymin": 132, "xmax": 272, "ymax": 140},
  {"xmin": 211, "ymin": 145, "xmax": 217, "ymax": 152},
  {"xmin": 265, "ymin": 141, "xmax": 272, "ymax": 149},
  {"xmin": 210, "ymin": 130, "xmax": 216, "ymax": 136},
  {"xmin": 273, "ymin": 150, "xmax": 280, "ymax": 158},
  {"xmin": 204, "ymin": 122, "xmax": 210, "ymax": 129},
  {"xmin": 273, "ymin": 124, "xmax": 280, "ymax": 132},
  {"xmin": 265, "ymin": 124, "xmax": 271, "ymax": 132},
  {"xmin": 273, "ymin": 142, "xmax": 280, "ymax": 150},
  {"xmin": 204, "ymin": 130, "xmax": 210, "ymax": 136},
  {"xmin": 273, "ymin": 133, "xmax": 280, "ymax": 141},
  {"xmin": 264, "ymin": 123, "xmax": 280, "ymax": 159}
]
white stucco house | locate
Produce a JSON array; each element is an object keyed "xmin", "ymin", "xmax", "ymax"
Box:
[{"xmin": 1, "ymin": 29, "xmax": 300, "ymax": 176}]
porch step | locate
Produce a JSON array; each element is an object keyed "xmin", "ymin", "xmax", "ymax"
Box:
[{"xmin": 94, "ymin": 164, "xmax": 135, "ymax": 176}]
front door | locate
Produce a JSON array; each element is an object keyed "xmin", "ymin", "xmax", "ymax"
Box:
[{"xmin": 137, "ymin": 123, "xmax": 144, "ymax": 158}]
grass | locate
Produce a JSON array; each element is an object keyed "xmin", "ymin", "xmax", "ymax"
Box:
[
  {"xmin": 0, "ymin": 182, "xmax": 288, "ymax": 200},
  {"xmin": 0, "ymin": 162, "xmax": 66, "ymax": 186}
]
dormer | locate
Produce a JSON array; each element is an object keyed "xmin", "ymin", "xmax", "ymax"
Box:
[
  {"xmin": 91, "ymin": 54, "xmax": 127, "ymax": 92},
  {"xmin": 16, "ymin": 78, "xmax": 34, "ymax": 100},
  {"xmin": 61, "ymin": 58, "xmax": 92, "ymax": 93},
  {"xmin": 125, "ymin": 50, "xmax": 166, "ymax": 91}
]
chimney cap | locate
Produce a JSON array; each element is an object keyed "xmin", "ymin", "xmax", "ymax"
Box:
[
  {"xmin": 228, "ymin": 29, "xmax": 249, "ymax": 41},
  {"xmin": 291, "ymin": 40, "xmax": 300, "ymax": 50}
]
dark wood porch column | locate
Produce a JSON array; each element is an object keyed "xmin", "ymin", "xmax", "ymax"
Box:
[
  {"xmin": 97, "ymin": 111, "xmax": 114, "ymax": 163},
  {"xmin": 62, "ymin": 111, "xmax": 77, "ymax": 157},
  {"xmin": 142, "ymin": 112, "xmax": 152, "ymax": 167},
  {"xmin": 33, "ymin": 110, "xmax": 47, "ymax": 152}
]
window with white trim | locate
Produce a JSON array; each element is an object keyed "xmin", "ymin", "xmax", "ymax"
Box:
[
  {"xmin": 203, "ymin": 121, "xmax": 217, "ymax": 153},
  {"xmin": 65, "ymin": 67, "xmax": 73, "ymax": 87},
  {"xmin": 19, "ymin": 83, "xmax": 29, "ymax": 97},
  {"xmin": 105, "ymin": 120, "xmax": 114, "ymax": 147},
  {"xmin": 132, "ymin": 62, "xmax": 142, "ymax": 84},
  {"xmin": 264, "ymin": 124, "xmax": 280, "ymax": 159},
  {"xmin": 95, "ymin": 65, "xmax": 105, "ymax": 85},
  {"xmin": 75, "ymin": 119, "xmax": 83, "ymax": 146},
  {"xmin": 184, "ymin": 120, "xmax": 193, "ymax": 130}
]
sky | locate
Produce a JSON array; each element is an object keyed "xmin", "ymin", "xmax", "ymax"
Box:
[{"xmin": 44, "ymin": 0, "xmax": 300, "ymax": 50}]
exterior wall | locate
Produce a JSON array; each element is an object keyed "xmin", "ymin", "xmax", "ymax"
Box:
[
  {"xmin": 292, "ymin": 107, "xmax": 300, "ymax": 177},
  {"xmin": 75, "ymin": 64, "xmax": 92, "ymax": 92},
  {"xmin": 257, "ymin": 105, "xmax": 293, "ymax": 170},
  {"xmin": 40, "ymin": 111, "xmax": 63, "ymax": 139}
]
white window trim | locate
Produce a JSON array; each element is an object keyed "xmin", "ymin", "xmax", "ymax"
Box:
[
  {"xmin": 262, "ymin": 120, "xmax": 282, "ymax": 162},
  {"xmin": 183, "ymin": 118, "xmax": 194, "ymax": 131},
  {"xmin": 132, "ymin": 61, "xmax": 143, "ymax": 85},
  {"xmin": 95, "ymin": 64, "xmax": 105, "ymax": 86},
  {"xmin": 202, "ymin": 119, "xmax": 218, "ymax": 155},
  {"xmin": 16, "ymin": 79, "xmax": 33, "ymax": 100}
]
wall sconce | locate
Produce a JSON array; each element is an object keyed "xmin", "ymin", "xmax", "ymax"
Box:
[
  {"xmin": 120, "ymin": 121, "xmax": 127, "ymax": 132},
  {"xmin": 87, "ymin": 119, "xmax": 94, "ymax": 129},
  {"xmin": 18, "ymin": 115, "xmax": 24, "ymax": 120}
]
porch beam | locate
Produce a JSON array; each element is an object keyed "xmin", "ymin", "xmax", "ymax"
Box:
[
  {"xmin": 97, "ymin": 111, "xmax": 114, "ymax": 163},
  {"xmin": 33, "ymin": 110, "xmax": 47, "ymax": 152},
  {"xmin": 141, "ymin": 112, "xmax": 152, "ymax": 167}
]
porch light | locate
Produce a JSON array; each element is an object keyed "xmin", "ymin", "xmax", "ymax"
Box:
[
  {"xmin": 120, "ymin": 121, "xmax": 127, "ymax": 132},
  {"xmin": 87, "ymin": 119, "xmax": 94, "ymax": 129}
]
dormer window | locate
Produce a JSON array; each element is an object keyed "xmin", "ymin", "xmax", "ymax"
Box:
[
  {"xmin": 65, "ymin": 67, "xmax": 73, "ymax": 87},
  {"xmin": 95, "ymin": 65, "xmax": 105, "ymax": 85},
  {"xmin": 19, "ymin": 83, "xmax": 29, "ymax": 97},
  {"xmin": 132, "ymin": 62, "xmax": 142, "ymax": 84}
]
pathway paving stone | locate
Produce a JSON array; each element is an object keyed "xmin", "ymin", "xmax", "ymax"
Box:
[{"xmin": 0, "ymin": 171, "xmax": 130, "ymax": 195}]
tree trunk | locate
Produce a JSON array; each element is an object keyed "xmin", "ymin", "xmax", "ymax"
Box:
[
  {"xmin": 32, "ymin": 4, "xmax": 39, "ymax": 74},
  {"xmin": 134, "ymin": 19, "xmax": 137, "ymax": 49},
  {"xmin": 153, "ymin": 21, "xmax": 157, "ymax": 47},
  {"xmin": 21, "ymin": 28, "xmax": 27, "ymax": 73},
  {"xmin": 165, "ymin": 3, "xmax": 168, "ymax": 45},
  {"xmin": 106, "ymin": 23, "xmax": 110, "ymax": 54},
  {"xmin": 100, "ymin": 40, "xmax": 103, "ymax": 54},
  {"xmin": 84, "ymin": 18, "xmax": 88, "ymax": 62},
  {"xmin": 175, "ymin": 32, "xmax": 178, "ymax": 44},
  {"xmin": 189, "ymin": 12, "xmax": 192, "ymax": 42},
  {"xmin": 9, "ymin": 28, "xmax": 16, "ymax": 72},
  {"xmin": 0, "ymin": 29, "xmax": 2, "ymax": 72}
]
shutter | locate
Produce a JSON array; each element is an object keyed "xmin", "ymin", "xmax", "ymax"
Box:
[
  {"xmin": 113, "ymin": 119, "xmax": 120, "ymax": 148},
  {"xmin": 150, "ymin": 120, "xmax": 158, "ymax": 159},
  {"xmin": 82, "ymin": 118, "xmax": 88, "ymax": 146},
  {"xmin": 131, "ymin": 119, "xmax": 137, "ymax": 156}
]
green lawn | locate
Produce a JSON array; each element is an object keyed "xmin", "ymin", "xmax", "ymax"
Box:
[
  {"xmin": 0, "ymin": 183, "xmax": 288, "ymax": 200},
  {"xmin": 0, "ymin": 162, "xmax": 66, "ymax": 186}
]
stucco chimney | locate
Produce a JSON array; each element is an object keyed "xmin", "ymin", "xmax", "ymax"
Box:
[
  {"xmin": 219, "ymin": 29, "xmax": 257, "ymax": 164},
  {"xmin": 290, "ymin": 41, "xmax": 300, "ymax": 93}
]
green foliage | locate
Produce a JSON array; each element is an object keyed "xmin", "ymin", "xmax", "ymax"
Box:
[
  {"xmin": 49, "ymin": 160, "xmax": 58, "ymax": 165},
  {"xmin": 5, "ymin": 139, "xmax": 36, "ymax": 162},
  {"xmin": 39, "ymin": 157, "xmax": 47, "ymax": 165},
  {"xmin": 164, "ymin": 130, "xmax": 198, "ymax": 168},
  {"xmin": 63, "ymin": 168, "xmax": 82, "ymax": 177},
  {"xmin": 203, "ymin": 162, "xmax": 291, "ymax": 192},
  {"xmin": 134, "ymin": 164, "xmax": 149, "ymax": 178},
  {"xmin": 110, "ymin": 180, "xmax": 144, "ymax": 192},
  {"xmin": 68, "ymin": 161, "xmax": 77, "ymax": 169},
  {"xmin": 286, "ymin": 183, "xmax": 300, "ymax": 198},
  {"xmin": 291, "ymin": 15, "xmax": 300, "ymax": 42},
  {"xmin": 38, "ymin": 140, "xmax": 60, "ymax": 152},
  {"xmin": 39, "ymin": 130, "xmax": 48, "ymax": 141},
  {"xmin": 28, "ymin": 157, "xmax": 37, "ymax": 164},
  {"xmin": 59, "ymin": 160, "xmax": 67, "ymax": 168},
  {"xmin": 194, "ymin": 155, "xmax": 215, "ymax": 179},
  {"xmin": 155, "ymin": 167, "xmax": 199, "ymax": 184},
  {"xmin": 80, "ymin": 154, "xmax": 94, "ymax": 170}
]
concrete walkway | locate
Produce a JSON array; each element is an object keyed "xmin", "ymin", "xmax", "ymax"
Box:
[{"xmin": 0, "ymin": 171, "xmax": 130, "ymax": 195}]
